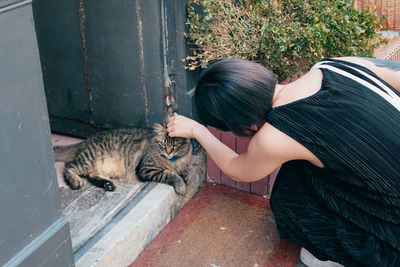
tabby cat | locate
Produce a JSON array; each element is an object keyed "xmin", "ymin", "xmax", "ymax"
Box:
[{"xmin": 53, "ymin": 123, "xmax": 192, "ymax": 195}]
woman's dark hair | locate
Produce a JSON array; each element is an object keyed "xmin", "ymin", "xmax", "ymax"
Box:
[{"xmin": 194, "ymin": 59, "xmax": 276, "ymax": 137}]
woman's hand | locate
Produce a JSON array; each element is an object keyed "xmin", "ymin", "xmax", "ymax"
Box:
[{"xmin": 167, "ymin": 114, "xmax": 205, "ymax": 139}]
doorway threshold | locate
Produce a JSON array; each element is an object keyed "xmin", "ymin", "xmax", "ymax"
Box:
[{"xmin": 52, "ymin": 133, "xmax": 206, "ymax": 266}]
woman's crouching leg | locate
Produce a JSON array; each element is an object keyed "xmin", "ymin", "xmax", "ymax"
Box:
[{"xmin": 269, "ymin": 161, "xmax": 363, "ymax": 266}]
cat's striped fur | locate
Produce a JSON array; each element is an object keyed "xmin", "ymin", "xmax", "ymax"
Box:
[{"xmin": 53, "ymin": 123, "xmax": 191, "ymax": 194}]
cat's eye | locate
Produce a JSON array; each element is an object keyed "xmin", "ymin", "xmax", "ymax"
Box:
[{"xmin": 158, "ymin": 141, "xmax": 166, "ymax": 148}]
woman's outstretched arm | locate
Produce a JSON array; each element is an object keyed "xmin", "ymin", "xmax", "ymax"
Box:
[{"xmin": 167, "ymin": 115, "xmax": 297, "ymax": 182}]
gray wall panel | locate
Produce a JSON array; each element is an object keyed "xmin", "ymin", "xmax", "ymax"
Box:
[
  {"xmin": 0, "ymin": 3, "xmax": 74, "ymax": 265},
  {"xmin": 0, "ymin": 0, "xmax": 26, "ymax": 9}
]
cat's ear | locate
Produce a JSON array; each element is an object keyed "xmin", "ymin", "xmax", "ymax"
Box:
[
  {"xmin": 153, "ymin": 123, "xmax": 166, "ymax": 140},
  {"xmin": 153, "ymin": 123, "xmax": 166, "ymax": 132}
]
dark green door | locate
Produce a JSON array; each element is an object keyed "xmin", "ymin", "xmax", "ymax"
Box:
[{"xmin": 33, "ymin": 0, "xmax": 197, "ymax": 138}]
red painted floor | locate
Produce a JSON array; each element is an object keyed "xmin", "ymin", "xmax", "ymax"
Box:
[{"xmin": 130, "ymin": 183, "xmax": 300, "ymax": 267}]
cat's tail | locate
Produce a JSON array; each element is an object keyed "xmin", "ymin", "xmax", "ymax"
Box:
[{"xmin": 53, "ymin": 143, "xmax": 81, "ymax": 162}]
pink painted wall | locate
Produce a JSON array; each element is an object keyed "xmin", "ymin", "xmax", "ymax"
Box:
[{"xmin": 206, "ymin": 126, "xmax": 280, "ymax": 195}]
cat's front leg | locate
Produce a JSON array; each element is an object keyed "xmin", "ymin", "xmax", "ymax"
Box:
[
  {"xmin": 163, "ymin": 171, "xmax": 186, "ymax": 195},
  {"xmin": 138, "ymin": 166, "xmax": 186, "ymax": 194},
  {"xmin": 180, "ymin": 169, "xmax": 189, "ymax": 184}
]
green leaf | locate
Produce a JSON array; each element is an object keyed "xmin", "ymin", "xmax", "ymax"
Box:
[{"xmin": 184, "ymin": 0, "xmax": 384, "ymax": 80}]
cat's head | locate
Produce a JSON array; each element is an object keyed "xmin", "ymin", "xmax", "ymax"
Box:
[{"xmin": 153, "ymin": 123, "xmax": 191, "ymax": 160}]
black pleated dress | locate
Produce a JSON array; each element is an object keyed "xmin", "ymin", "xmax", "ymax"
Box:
[{"xmin": 267, "ymin": 59, "xmax": 400, "ymax": 266}]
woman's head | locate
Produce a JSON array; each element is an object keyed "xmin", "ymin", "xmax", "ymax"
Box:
[{"xmin": 195, "ymin": 59, "xmax": 276, "ymax": 137}]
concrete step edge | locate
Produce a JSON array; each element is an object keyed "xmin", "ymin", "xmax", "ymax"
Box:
[{"xmin": 75, "ymin": 153, "xmax": 206, "ymax": 267}]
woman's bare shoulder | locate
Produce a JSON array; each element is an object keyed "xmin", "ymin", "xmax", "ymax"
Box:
[
  {"xmin": 273, "ymin": 68, "xmax": 323, "ymax": 108},
  {"xmin": 251, "ymin": 123, "xmax": 324, "ymax": 168}
]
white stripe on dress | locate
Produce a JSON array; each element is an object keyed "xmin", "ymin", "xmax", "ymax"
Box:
[{"xmin": 311, "ymin": 61, "xmax": 400, "ymax": 112}]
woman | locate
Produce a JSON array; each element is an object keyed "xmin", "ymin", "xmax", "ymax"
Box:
[{"xmin": 167, "ymin": 57, "xmax": 400, "ymax": 266}]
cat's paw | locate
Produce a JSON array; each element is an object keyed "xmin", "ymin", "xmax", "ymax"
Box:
[
  {"xmin": 104, "ymin": 181, "xmax": 116, "ymax": 191},
  {"xmin": 68, "ymin": 179, "xmax": 85, "ymax": 190},
  {"xmin": 174, "ymin": 181, "xmax": 186, "ymax": 195}
]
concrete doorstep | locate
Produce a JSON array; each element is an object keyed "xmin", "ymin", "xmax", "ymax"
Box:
[
  {"xmin": 52, "ymin": 134, "xmax": 206, "ymax": 267},
  {"xmin": 75, "ymin": 151, "xmax": 206, "ymax": 267}
]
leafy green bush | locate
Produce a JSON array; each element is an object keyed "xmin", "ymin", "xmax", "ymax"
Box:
[{"xmin": 185, "ymin": 0, "xmax": 385, "ymax": 81}]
